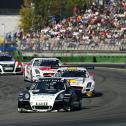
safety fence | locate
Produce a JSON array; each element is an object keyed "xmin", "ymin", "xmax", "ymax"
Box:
[{"xmin": 15, "ymin": 38, "xmax": 126, "ymax": 52}]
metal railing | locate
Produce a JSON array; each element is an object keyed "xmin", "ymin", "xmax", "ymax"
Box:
[
  {"xmin": 14, "ymin": 39, "xmax": 126, "ymax": 52},
  {"xmin": 3, "ymin": 38, "xmax": 126, "ymax": 55}
]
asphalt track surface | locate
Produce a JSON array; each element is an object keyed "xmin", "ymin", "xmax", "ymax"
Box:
[{"xmin": 0, "ymin": 68, "xmax": 126, "ymax": 126}]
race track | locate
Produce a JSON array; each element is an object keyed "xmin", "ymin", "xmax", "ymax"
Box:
[{"xmin": 0, "ymin": 68, "xmax": 126, "ymax": 126}]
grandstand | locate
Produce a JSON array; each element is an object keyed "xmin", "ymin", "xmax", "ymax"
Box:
[
  {"xmin": 11, "ymin": 0, "xmax": 126, "ymax": 53},
  {"xmin": 1, "ymin": 0, "xmax": 126, "ymax": 55}
]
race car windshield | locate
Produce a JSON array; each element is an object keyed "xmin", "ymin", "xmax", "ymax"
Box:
[
  {"xmin": 61, "ymin": 71, "xmax": 86, "ymax": 77},
  {"xmin": 32, "ymin": 81, "xmax": 65, "ymax": 94},
  {"xmin": 33, "ymin": 60, "xmax": 59, "ymax": 67},
  {"xmin": 0, "ymin": 56, "xmax": 13, "ymax": 61}
]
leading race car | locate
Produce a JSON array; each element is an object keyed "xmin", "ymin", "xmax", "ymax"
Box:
[
  {"xmin": 18, "ymin": 78, "xmax": 82, "ymax": 112},
  {"xmin": 54, "ymin": 67, "xmax": 95, "ymax": 97},
  {"xmin": 0, "ymin": 53, "xmax": 23, "ymax": 74},
  {"xmin": 23, "ymin": 58, "xmax": 62, "ymax": 82}
]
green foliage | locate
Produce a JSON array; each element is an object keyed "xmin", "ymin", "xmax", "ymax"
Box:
[
  {"xmin": 22, "ymin": 55, "xmax": 126, "ymax": 63},
  {"xmin": 23, "ymin": 0, "xmax": 32, "ymax": 7},
  {"xmin": 65, "ymin": 0, "xmax": 95, "ymax": 10},
  {"xmin": 7, "ymin": 50, "xmax": 23, "ymax": 62},
  {"xmin": 20, "ymin": 7, "xmax": 33, "ymax": 33},
  {"xmin": 19, "ymin": 0, "xmax": 34, "ymax": 33},
  {"xmin": 33, "ymin": 0, "xmax": 50, "ymax": 30}
]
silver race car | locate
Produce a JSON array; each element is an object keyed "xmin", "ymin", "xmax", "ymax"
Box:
[
  {"xmin": 18, "ymin": 78, "xmax": 82, "ymax": 112},
  {"xmin": 54, "ymin": 67, "xmax": 95, "ymax": 97},
  {"xmin": 0, "ymin": 53, "xmax": 23, "ymax": 74}
]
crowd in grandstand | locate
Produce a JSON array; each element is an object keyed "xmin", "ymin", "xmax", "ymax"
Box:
[{"xmin": 5, "ymin": 0, "xmax": 126, "ymax": 51}]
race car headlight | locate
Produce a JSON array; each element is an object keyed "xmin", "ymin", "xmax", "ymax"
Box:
[
  {"xmin": 86, "ymin": 82, "xmax": 92, "ymax": 88},
  {"xmin": 24, "ymin": 93, "xmax": 30, "ymax": 100},
  {"xmin": 17, "ymin": 65, "xmax": 22, "ymax": 68},
  {"xmin": 35, "ymin": 69, "xmax": 40, "ymax": 74},
  {"xmin": 17, "ymin": 62, "xmax": 22, "ymax": 68},
  {"xmin": 18, "ymin": 92, "xmax": 30, "ymax": 101}
]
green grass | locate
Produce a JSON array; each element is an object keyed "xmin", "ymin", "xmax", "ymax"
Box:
[{"xmin": 22, "ymin": 56, "xmax": 126, "ymax": 63}]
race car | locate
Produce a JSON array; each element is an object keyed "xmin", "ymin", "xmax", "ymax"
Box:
[
  {"xmin": 23, "ymin": 58, "xmax": 62, "ymax": 82},
  {"xmin": 0, "ymin": 53, "xmax": 23, "ymax": 74},
  {"xmin": 18, "ymin": 78, "xmax": 82, "ymax": 112},
  {"xmin": 54, "ymin": 67, "xmax": 95, "ymax": 97}
]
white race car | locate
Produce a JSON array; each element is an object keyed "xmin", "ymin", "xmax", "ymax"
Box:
[
  {"xmin": 23, "ymin": 58, "xmax": 62, "ymax": 82},
  {"xmin": 18, "ymin": 78, "xmax": 82, "ymax": 112},
  {"xmin": 0, "ymin": 53, "xmax": 23, "ymax": 74},
  {"xmin": 54, "ymin": 67, "xmax": 95, "ymax": 97}
]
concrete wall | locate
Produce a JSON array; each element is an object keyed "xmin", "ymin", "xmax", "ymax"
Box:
[{"xmin": 0, "ymin": 15, "xmax": 20, "ymax": 35}]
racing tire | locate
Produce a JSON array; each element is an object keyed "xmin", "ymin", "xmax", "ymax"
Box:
[
  {"xmin": 23, "ymin": 72, "xmax": 31, "ymax": 82},
  {"xmin": 18, "ymin": 108, "xmax": 24, "ymax": 113},
  {"xmin": 24, "ymin": 77, "xmax": 27, "ymax": 82},
  {"xmin": 23, "ymin": 72, "xmax": 27, "ymax": 82},
  {"xmin": 64, "ymin": 101, "xmax": 74, "ymax": 112},
  {"xmin": 64, "ymin": 100, "xmax": 82, "ymax": 112}
]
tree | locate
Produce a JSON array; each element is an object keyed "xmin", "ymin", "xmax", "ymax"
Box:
[
  {"xmin": 32, "ymin": 0, "xmax": 51, "ymax": 30},
  {"xmin": 65, "ymin": 0, "xmax": 95, "ymax": 14},
  {"xmin": 19, "ymin": 0, "xmax": 33, "ymax": 33}
]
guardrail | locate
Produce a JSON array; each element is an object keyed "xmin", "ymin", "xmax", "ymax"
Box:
[{"xmin": 22, "ymin": 50, "xmax": 126, "ymax": 57}]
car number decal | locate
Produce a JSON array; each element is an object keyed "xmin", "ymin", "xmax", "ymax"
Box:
[{"xmin": 36, "ymin": 102, "xmax": 48, "ymax": 106}]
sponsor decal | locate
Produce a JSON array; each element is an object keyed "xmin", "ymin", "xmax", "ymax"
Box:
[
  {"xmin": 67, "ymin": 67, "xmax": 77, "ymax": 71},
  {"xmin": 69, "ymin": 79, "xmax": 77, "ymax": 83},
  {"xmin": 36, "ymin": 102, "xmax": 48, "ymax": 106},
  {"xmin": 4, "ymin": 67, "xmax": 13, "ymax": 70}
]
